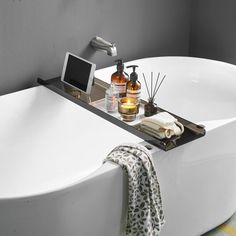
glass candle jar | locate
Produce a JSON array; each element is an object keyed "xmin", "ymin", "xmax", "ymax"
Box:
[{"xmin": 118, "ymin": 97, "xmax": 139, "ymax": 122}]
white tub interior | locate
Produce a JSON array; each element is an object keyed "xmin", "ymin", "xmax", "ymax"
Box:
[{"xmin": 0, "ymin": 86, "xmax": 141, "ymax": 199}]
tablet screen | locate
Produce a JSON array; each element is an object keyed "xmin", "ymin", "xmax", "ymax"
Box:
[{"xmin": 61, "ymin": 53, "xmax": 96, "ymax": 94}]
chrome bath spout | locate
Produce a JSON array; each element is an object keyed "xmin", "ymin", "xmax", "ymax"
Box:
[{"xmin": 90, "ymin": 36, "xmax": 117, "ymax": 56}]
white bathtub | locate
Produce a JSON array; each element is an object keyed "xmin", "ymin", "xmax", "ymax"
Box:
[{"xmin": 0, "ymin": 56, "xmax": 235, "ymax": 236}]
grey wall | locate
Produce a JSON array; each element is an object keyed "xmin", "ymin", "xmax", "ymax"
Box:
[
  {"xmin": 0, "ymin": 0, "xmax": 191, "ymax": 95},
  {"xmin": 190, "ymin": 0, "xmax": 236, "ymax": 65}
]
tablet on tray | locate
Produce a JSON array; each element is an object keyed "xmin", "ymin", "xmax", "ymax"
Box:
[{"xmin": 61, "ymin": 52, "xmax": 96, "ymax": 94}]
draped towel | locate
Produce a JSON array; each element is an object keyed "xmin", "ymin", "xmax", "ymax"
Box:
[{"xmin": 104, "ymin": 143, "xmax": 165, "ymax": 236}]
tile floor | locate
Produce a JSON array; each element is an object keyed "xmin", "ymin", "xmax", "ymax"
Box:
[{"xmin": 203, "ymin": 212, "xmax": 236, "ymax": 236}]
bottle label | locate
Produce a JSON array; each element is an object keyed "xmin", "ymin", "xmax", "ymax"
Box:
[
  {"xmin": 113, "ymin": 82, "xmax": 126, "ymax": 94},
  {"xmin": 127, "ymin": 89, "xmax": 141, "ymax": 100}
]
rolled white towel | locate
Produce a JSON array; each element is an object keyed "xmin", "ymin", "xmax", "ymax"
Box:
[{"xmin": 140, "ymin": 112, "xmax": 184, "ymax": 139}]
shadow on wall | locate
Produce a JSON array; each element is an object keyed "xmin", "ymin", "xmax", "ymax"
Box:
[
  {"xmin": 0, "ymin": 0, "xmax": 191, "ymax": 95},
  {"xmin": 190, "ymin": 0, "xmax": 236, "ymax": 65},
  {"xmin": 80, "ymin": 43, "xmax": 96, "ymax": 60}
]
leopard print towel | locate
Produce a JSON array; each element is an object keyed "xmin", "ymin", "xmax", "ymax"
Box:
[{"xmin": 104, "ymin": 143, "xmax": 165, "ymax": 236}]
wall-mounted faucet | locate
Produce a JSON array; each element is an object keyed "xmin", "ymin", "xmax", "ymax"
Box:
[{"xmin": 90, "ymin": 36, "xmax": 117, "ymax": 57}]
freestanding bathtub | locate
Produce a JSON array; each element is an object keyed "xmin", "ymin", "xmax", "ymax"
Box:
[{"xmin": 0, "ymin": 57, "xmax": 235, "ymax": 236}]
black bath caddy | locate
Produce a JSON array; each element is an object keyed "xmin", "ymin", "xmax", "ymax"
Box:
[{"xmin": 37, "ymin": 77, "xmax": 206, "ymax": 151}]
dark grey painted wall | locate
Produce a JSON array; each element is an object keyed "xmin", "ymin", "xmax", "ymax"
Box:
[
  {"xmin": 190, "ymin": 0, "xmax": 236, "ymax": 65},
  {"xmin": 0, "ymin": 0, "xmax": 191, "ymax": 95}
]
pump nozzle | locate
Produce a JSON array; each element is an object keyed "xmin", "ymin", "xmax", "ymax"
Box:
[
  {"xmin": 115, "ymin": 59, "xmax": 123, "ymax": 64},
  {"xmin": 127, "ymin": 65, "xmax": 139, "ymax": 81},
  {"xmin": 115, "ymin": 59, "xmax": 124, "ymax": 71},
  {"xmin": 127, "ymin": 65, "xmax": 138, "ymax": 71}
]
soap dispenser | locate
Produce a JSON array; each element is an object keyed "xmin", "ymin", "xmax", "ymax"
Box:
[
  {"xmin": 111, "ymin": 59, "xmax": 129, "ymax": 98},
  {"xmin": 126, "ymin": 65, "xmax": 141, "ymax": 100}
]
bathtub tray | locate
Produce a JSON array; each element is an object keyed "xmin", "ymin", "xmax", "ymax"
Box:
[
  {"xmin": 90, "ymin": 97, "xmax": 206, "ymax": 151},
  {"xmin": 37, "ymin": 77, "xmax": 206, "ymax": 151}
]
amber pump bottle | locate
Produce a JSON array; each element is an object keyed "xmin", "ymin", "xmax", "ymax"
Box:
[
  {"xmin": 126, "ymin": 65, "xmax": 141, "ymax": 100},
  {"xmin": 111, "ymin": 59, "xmax": 129, "ymax": 97}
]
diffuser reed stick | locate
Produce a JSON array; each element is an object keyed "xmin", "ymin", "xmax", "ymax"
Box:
[
  {"xmin": 152, "ymin": 74, "xmax": 166, "ymax": 99},
  {"xmin": 151, "ymin": 72, "xmax": 153, "ymax": 99},
  {"xmin": 142, "ymin": 73, "xmax": 151, "ymax": 99},
  {"xmin": 142, "ymin": 72, "xmax": 166, "ymax": 101},
  {"xmin": 152, "ymin": 72, "xmax": 160, "ymax": 99}
]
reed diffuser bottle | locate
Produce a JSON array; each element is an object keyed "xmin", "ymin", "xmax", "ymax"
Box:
[
  {"xmin": 126, "ymin": 65, "xmax": 141, "ymax": 100},
  {"xmin": 111, "ymin": 59, "xmax": 129, "ymax": 98},
  {"xmin": 143, "ymin": 72, "xmax": 166, "ymax": 117}
]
